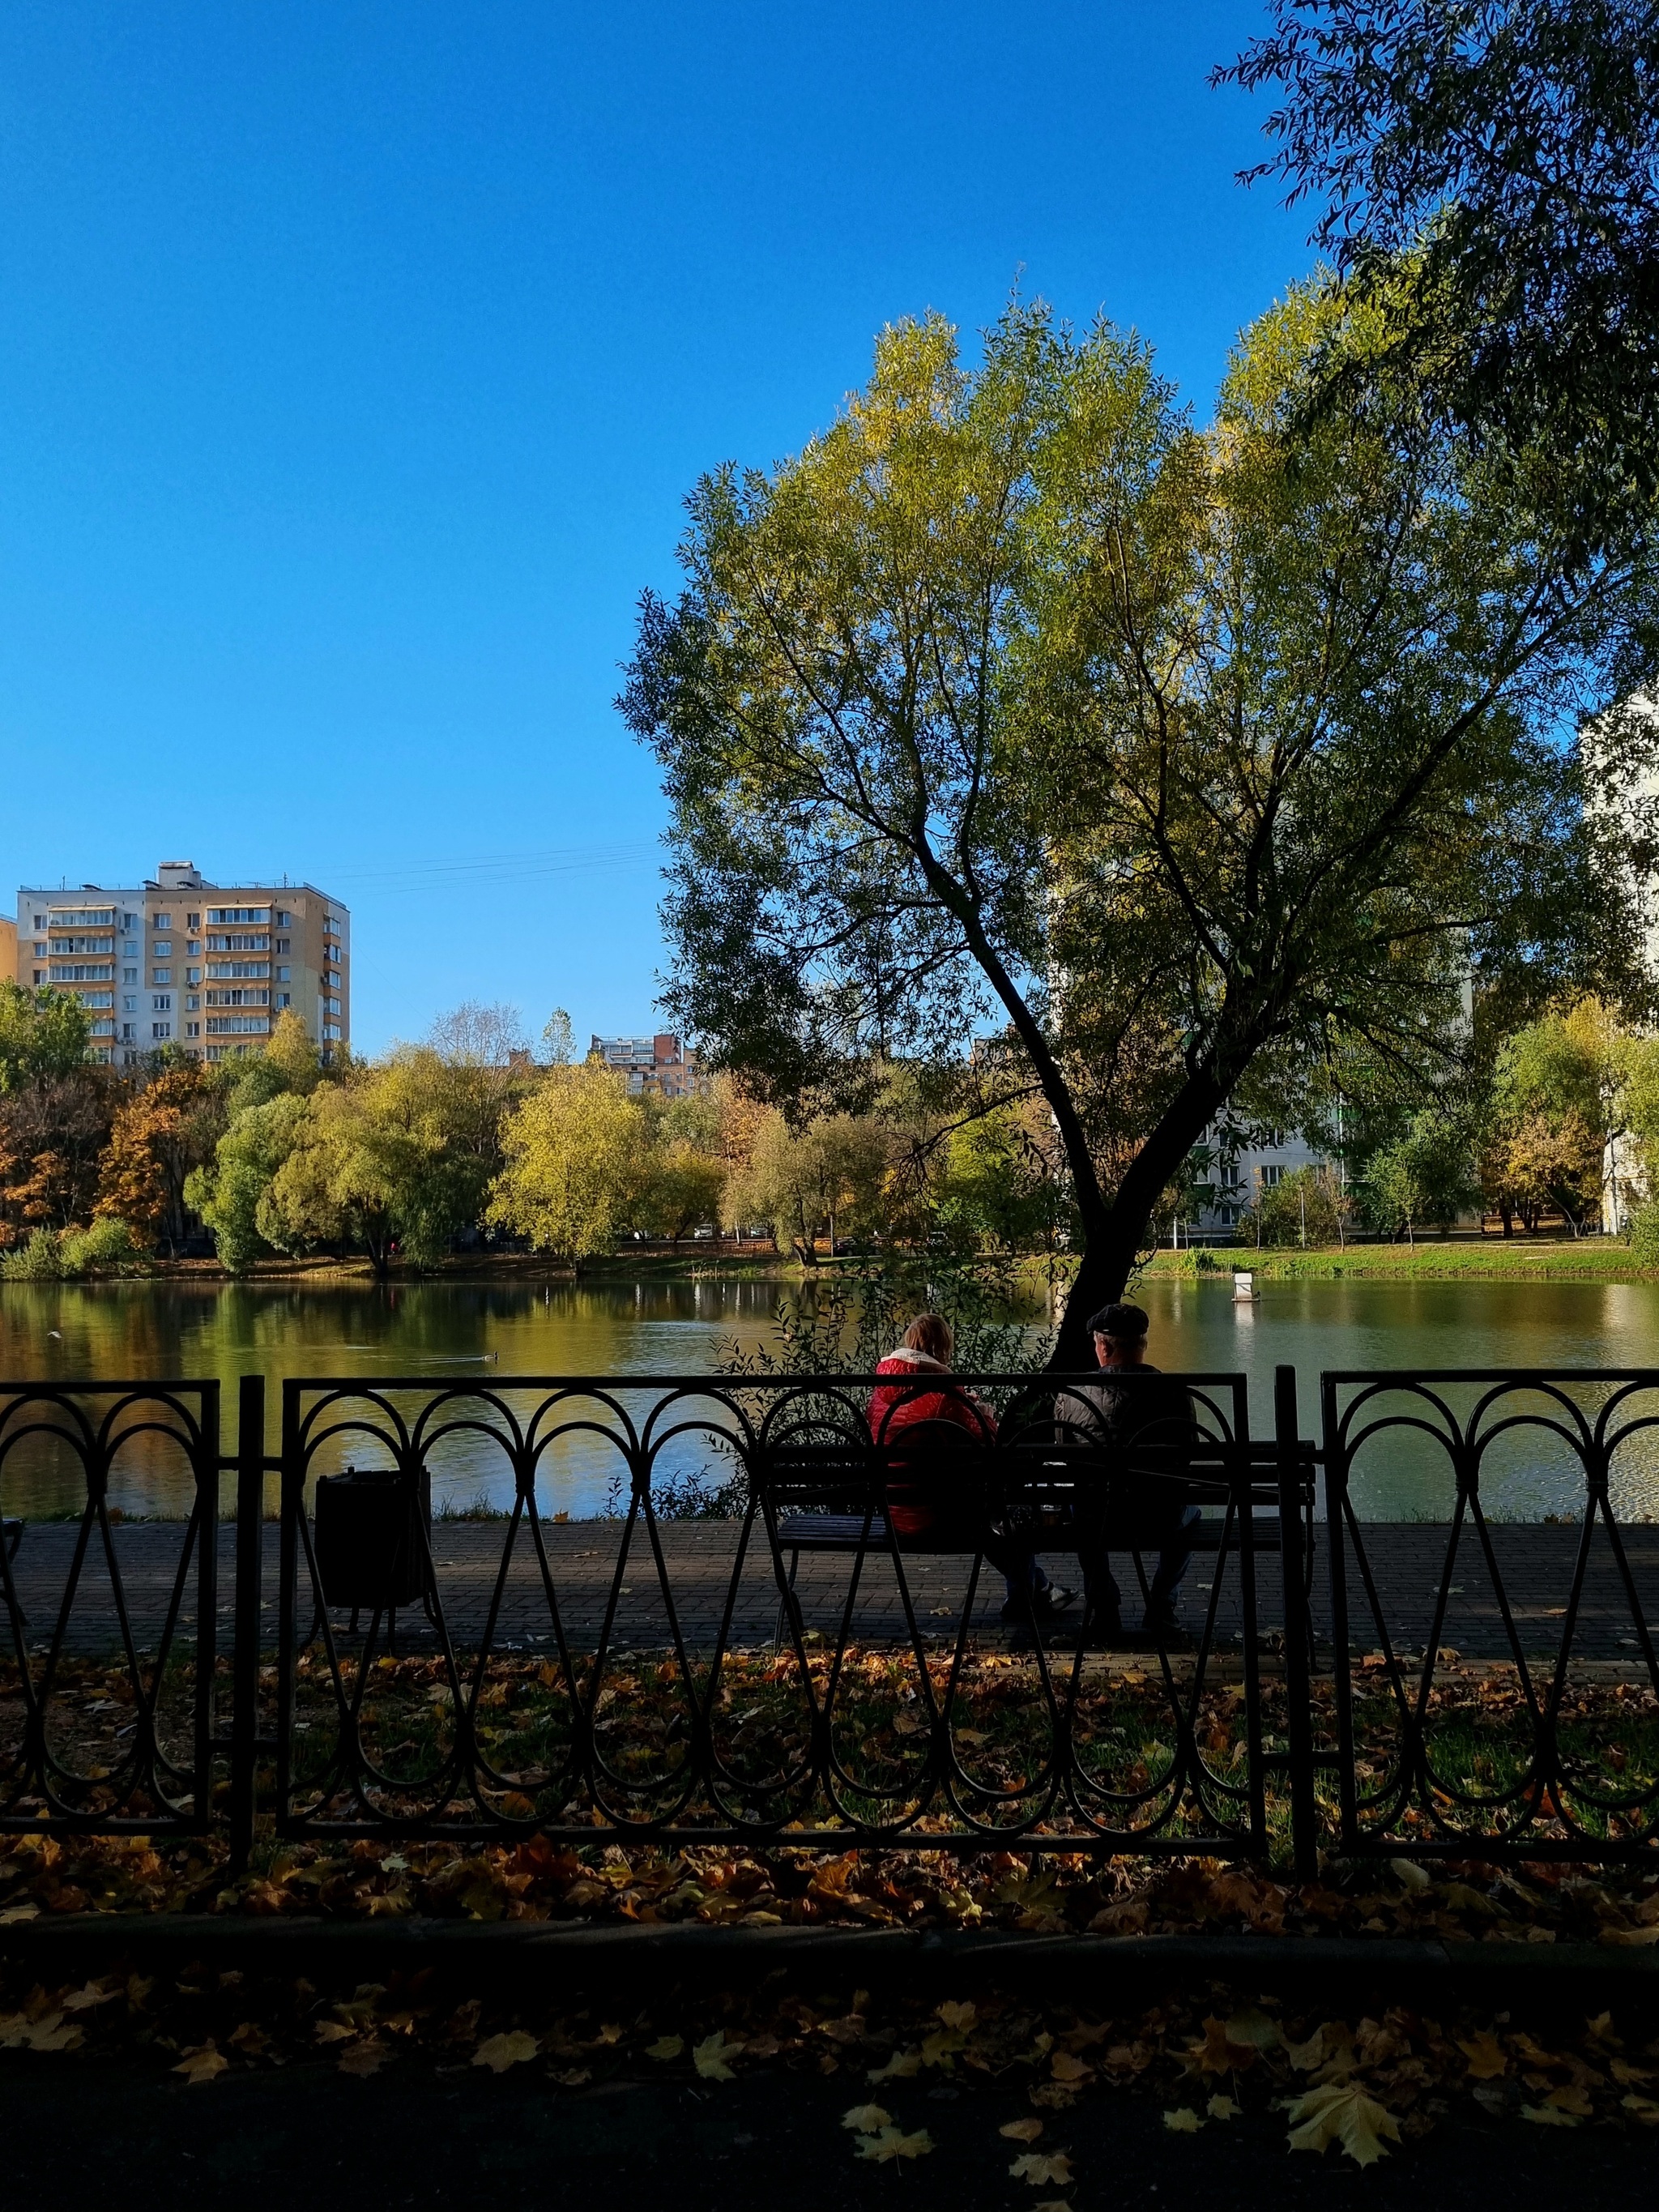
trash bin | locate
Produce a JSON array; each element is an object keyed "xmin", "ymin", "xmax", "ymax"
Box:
[{"xmin": 313, "ymin": 1466, "xmax": 426, "ymax": 1612}]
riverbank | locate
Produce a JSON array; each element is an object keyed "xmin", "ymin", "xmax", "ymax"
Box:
[{"xmin": 1142, "ymin": 1240, "xmax": 1651, "ymax": 1283}]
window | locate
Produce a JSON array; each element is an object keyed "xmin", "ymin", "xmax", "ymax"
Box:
[
  {"xmin": 122, "ymin": 939, "xmax": 138, "ymax": 957},
  {"xmin": 79, "ymin": 992, "xmax": 113, "ymax": 1010},
  {"xmin": 186, "ymin": 912, "xmax": 200, "ymax": 929},
  {"xmin": 122, "ymin": 967, "xmax": 137, "ymax": 984},
  {"xmin": 207, "ymin": 907, "xmax": 270, "ymax": 925},
  {"xmin": 206, "ymin": 988, "xmax": 269, "ymax": 1007},
  {"xmin": 89, "ymin": 1018, "xmax": 115, "ymax": 1038},
  {"xmin": 151, "ymin": 993, "xmax": 172, "ymax": 1012},
  {"xmin": 276, "ymin": 965, "xmax": 291, "ymax": 982},
  {"xmin": 207, "ymin": 961, "xmax": 269, "ymax": 980},
  {"xmin": 276, "ymin": 992, "xmax": 292, "ymax": 1008},
  {"xmin": 1259, "ymin": 1129, "xmax": 1286, "ymax": 1151},
  {"xmin": 275, "ymin": 909, "xmax": 292, "ymax": 928},
  {"xmin": 1260, "ymin": 1164, "xmax": 1286, "ymax": 1188},
  {"xmin": 122, "ymin": 996, "xmax": 137, "ymax": 1014},
  {"xmin": 49, "ymin": 963, "xmax": 113, "ymax": 983},
  {"xmin": 49, "ymin": 908, "xmax": 114, "ymax": 929},
  {"xmin": 186, "ymin": 940, "xmax": 200, "ymax": 955},
  {"xmin": 324, "ymin": 943, "xmax": 341, "ymax": 965},
  {"xmin": 151, "ymin": 968, "xmax": 171, "ymax": 986},
  {"xmin": 121, "ymin": 913, "xmax": 137, "ymax": 930},
  {"xmin": 151, "ymin": 1022, "xmax": 171, "ymax": 1040},
  {"xmin": 185, "ymin": 1021, "xmax": 200, "ymax": 1039},
  {"xmin": 49, "ymin": 937, "xmax": 113, "ymax": 955},
  {"xmin": 185, "ymin": 967, "xmax": 199, "ymax": 984},
  {"xmin": 206, "ymin": 933, "xmax": 269, "ymax": 952},
  {"xmin": 121, "ymin": 1023, "xmax": 134, "ymax": 1042},
  {"xmin": 322, "ymin": 1023, "xmax": 342, "ymax": 1040},
  {"xmin": 152, "ymin": 914, "xmax": 172, "ymax": 931},
  {"xmin": 322, "ymin": 996, "xmax": 341, "ymax": 1016},
  {"xmin": 206, "ymin": 1014, "xmax": 270, "ymax": 1035},
  {"xmin": 31, "ymin": 971, "xmax": 41, "ymax": 986},
  {"xmin": 185, "ymin": 993, "xmax": 199, "ymax": 1010},
  {"xmin": 32, "ymin": 942, "xmax": 45, "ymax": 958},
  {"xmin": 274, "ymin": 937, "xmax": 291, "ymax": 954},
  {"xmin": 323, "ymin": 915, "xmax": 340, "ymax": 936},
  {"xmin": 32, "ymin": 915, "xmax": 45, "ymax": 930}
]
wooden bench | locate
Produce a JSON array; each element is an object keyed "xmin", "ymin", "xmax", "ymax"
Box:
[{"xmin": 758, "ymin": 1428, "xmax": 1315, "ymax": 1644}]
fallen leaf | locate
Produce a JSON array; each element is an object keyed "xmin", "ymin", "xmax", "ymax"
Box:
[
  {"xmin": 1224, "ymin": 2009, "xmax": 1280, "ymax": 2054},
  {"xmin": 1284, "ymin": 2083, "xmax": 1401, "ymax": 2167},
  {"xmin": 1000, "ymin": 2120, "xmax": 1045, "ymax": 2142},
  {"xmin": 1622, "ymin": 2095, "xmax": 1659, "ymax": 2124},
  {"xmin": 1163, "ymin": 2108, "xmax": 1203, "ymax": 2133},
  {"xmin": 60, "ymin": 1982, "xmax": 119, "ymax": 2013},
  {"xmin": 0, "ymin": 2013, "xmax": 82, "ymax": 2055},
  {"xmin": 693, "ymin": 2032, "xmax": 741, "ymax": 2082},
  {"xmin": 339, "ymin": 2039, "xmax": 388, "ymax": 2077},
  {"xmin": 867, "ymin": 2049, "xmax": 921, "ymax": 2082},
  {"xmin": 1601, "ymin": 1926, "xmax": 1659, "ymax": 1947},
  {"xmin": 1546, "ymin": 2085, "xmax": 1594, "ymax": 2118},
  {"xmin": 842, "ymin": 2104, "xmax": 893, "ymax": 2133},
  {"xmin": 1051, "ymin": 2052, "xmax": 1091, "ymax": 2084},
  {"xmin": 173, "ymin": 2044, "xmax": 228, "ymax": 2086},
  {"xmin": 855, "ymin": 2128, "xmax": 933, "ymax": 2163},
  {"xmin": 553, "ymin": 2067, "xmax": 592, "ymax": 2087},
  {"xmin": 313, "ymin": 2021, "xmax": 355, "ymax": 2045},
  {"xmin": 646, "ymin": 2035, "xmax": 684, "ymax": 2061},
  {"xmin": 1207, "ymin": 2095, "xmax": 1241, "ymax": 2120},
  {"xmin": 228, "ymin": 2022, "xmax": 269, "ymax": 2056},
  {"xmin": 1010, "ymin": 2152, "xmax": 1073, "ymax": 2184},
  {"xmin": 472, "ymin": 2031, "xmax": 540, "ymax": 2074},
  {"xmin": 936, "ymin": 2000, "xmax": 977, "ymax": 2031},
  {"xmin": 1391, "ymin": 1858, "xmax": 1431, "ymax": 1891},
  {"xmin": 1457, "ymin": 2032, "xmax": 1508, "ymax": 2081},
  {"xmin": 1520, "ymin": 2104, "xmax": 1581, "ymax": 2129}
]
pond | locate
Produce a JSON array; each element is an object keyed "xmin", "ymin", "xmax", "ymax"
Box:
[{"xmin": 2, "ymin": 1273, "xmax": 1658, "ymax": 1522}]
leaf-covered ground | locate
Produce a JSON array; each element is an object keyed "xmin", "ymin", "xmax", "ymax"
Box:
[{"xmin": 3, "ymin": 1960, "xmax": 1659, "ymax": 2169}]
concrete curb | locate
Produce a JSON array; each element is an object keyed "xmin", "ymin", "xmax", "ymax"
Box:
[{"xmin": 5, "ymin": 1917, "xmax": 1659, "ymax": 2002}]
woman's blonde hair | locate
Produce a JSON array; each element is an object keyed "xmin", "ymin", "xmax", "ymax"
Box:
[{"xmin": 903, "ymin": 1312, "xmax": 953, "ymax": 1364}]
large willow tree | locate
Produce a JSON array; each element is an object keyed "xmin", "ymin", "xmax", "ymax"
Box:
[{"xmin": 623, "ymin": 288, "xmax": 1655, "ymax": 1364}]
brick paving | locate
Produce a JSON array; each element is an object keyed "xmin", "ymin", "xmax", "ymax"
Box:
[{"xmin": 5, "ymin": 1514, "xmax": 1658, "ymax": 1663}]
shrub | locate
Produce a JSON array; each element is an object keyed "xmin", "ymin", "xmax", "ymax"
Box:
[{"xmin": 0, "ymin": 1218, "xmax": 147, "ymax": 1281}]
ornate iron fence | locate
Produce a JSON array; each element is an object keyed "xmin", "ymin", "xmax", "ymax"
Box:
[
  {"xmin": 1320, "ymin": 1369, "xmax": 1659, "ymax": 1859},
  {"xmin": 271, "ymin": 1371, "xmax": 1298, "ymax": 1856},
  {"xmin": 0, "ymin": 1381, "xmax": 221, "ymax": 1834},
  {"xmin": 3, "ymin": 1364, "xmax": 1657, "ymax": 1874}
]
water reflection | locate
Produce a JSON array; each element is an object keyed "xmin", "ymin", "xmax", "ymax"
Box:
[{"xmin": 1, "ymin": 1273, "xmax": 1657, "ymax": 1521}]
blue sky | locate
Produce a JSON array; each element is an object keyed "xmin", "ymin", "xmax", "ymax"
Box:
[{"xmin": 0, "ymin": 2, "xmax": 1313, "ymax": 1052}]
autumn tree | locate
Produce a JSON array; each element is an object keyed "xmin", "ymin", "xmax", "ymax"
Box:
[
  {"xmin": 625, "ymin": 294, "xmax": 1653, "ymax": 1363},
  {"xmin": 96, "ymin": 1060, "xmax": 220, "ymax": 1254},
  {"xmin": 486, "ymin": 1064, "xmax": 651, "ymax": 1266},
  {"xmin": 0, "ymin": 1071, "xmax": 117, "ymax": 1243},
  {"xmin": 0, "ymin": 983, "xmax": 91, "ymax": 1093}
]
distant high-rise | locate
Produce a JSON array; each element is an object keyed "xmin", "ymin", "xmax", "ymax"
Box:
[{"xmin": 11, "ymin": 860, "xmax": 349, "ymax": 1067}]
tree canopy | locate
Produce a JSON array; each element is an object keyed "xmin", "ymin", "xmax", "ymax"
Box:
[
  {"xmin": 624, "ymin": 289, "xmax": 1655, "ymax": 1360},
  {"xmin": 1218, "ymin": 0, "xmax": 1659, "ymax": 549}
]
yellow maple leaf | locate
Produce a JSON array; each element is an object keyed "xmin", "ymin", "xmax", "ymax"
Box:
[
  {"xmin": 1457, "ymin": 2032, "xmax": 1508, "ymax": 2080},
  {"xmin": 693, "ymin": 2032, "xmax": 741, "ymax": 2082},
  {"xmin": 1284, "ymin": 2083, "xmax": 1401, "ymax": 2167},
  {"xmin": 1050, "ymin": 2052, "xmax": 1090, "ymax": 2084},
  {"xmin": 1621, "ymin": 2095, "xmax": 1659, "ymax": 2124},
  {"xmin": 1163, "ymin": 2108, "xmax": 1203, "ymax": 2133},
  {"xmin": 646, "ymin": 2035, "xmax": 684, "ymax": 2061},
  {"xmin": 866, "ymin": 2049, "xmax": 921, "ymax": 2082},
  {"xmin": 936, "ymin": 2001, "xmax": 977, "ymax": 2031},
  {"xmin": 1520, "ymin": 2104, "xmax": 1580, "ymax": 2129},
  {"xmin": 1010, "ymin": 2151, "xmax": 1073, "ymax": 2184},
  {"xmin": 1000, "ymin": 2119, "xmax": 1044, "ymax": 2142},
  {"xmin": 856, "ymin": 2128, "xmax": 933, "ymax": 2163},
  {"xmin": 60, "ymin": 1981, "xmax": 119, "ymax": 2013},
  {"xmin": 313, "ymin": 2020, "xmax": 355, "ymax": 2045},
  {"xmin": 173, "ymin": 2044, "xmax": 228, "ymax": 2086},
  {"xmin": 1546, "ymin": 2085, "xmax": 1594, "ymax": 2118},
  {"xmin": 472, "ymin": 2031, "xmax": 540, "ymax": 2073},
  {"xmin": 842, "ymin": 2104, "xmax": 893, "ymax": 2133},
  {"xmin": 1207, "ymin": 2095, "xmax": 1241, "ymax": 2120}
]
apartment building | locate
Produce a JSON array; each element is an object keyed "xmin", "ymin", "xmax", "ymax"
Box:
[
  {"xmin": 589, "ymin": 1032, "xmax": 707, "ymax": 1099},
  {"xmin": 13, "ymin": 861, "xmax": 349, "ymax": 1066}
]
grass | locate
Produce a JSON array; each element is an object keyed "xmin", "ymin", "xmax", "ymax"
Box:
[{"xmin": 1145, "ymin": 1239, "xmax": 1653, "ymax": 1283}]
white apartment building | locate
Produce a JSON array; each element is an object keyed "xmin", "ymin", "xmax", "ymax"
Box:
[
  {"xmin": 1188, "ymin": 1121, "xmax": 1335, "ymax": 1236},
  {"xmin": 14, "ymin": 860, "xmax": 349, "ymax": 1067}
]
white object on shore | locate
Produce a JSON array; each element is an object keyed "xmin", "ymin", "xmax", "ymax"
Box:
[{"xmin": 1233, "ymin": 1270, "xmax": 1257, "ymax": 1303}]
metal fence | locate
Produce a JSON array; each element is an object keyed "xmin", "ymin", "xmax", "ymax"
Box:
[{"xmin": 2, "ymin": 1364, "xmax": 1657, "ymax": 1874}]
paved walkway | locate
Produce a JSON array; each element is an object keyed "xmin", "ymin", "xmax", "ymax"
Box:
[{"xmin": 4, "ymin": 1515, "xmax": 1658, "ymax": 1663}]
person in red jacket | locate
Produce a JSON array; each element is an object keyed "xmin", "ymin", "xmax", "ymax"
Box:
[{"xmin": 868, "ymin": 1313, "xmax": 1074, "ymax": 1632}]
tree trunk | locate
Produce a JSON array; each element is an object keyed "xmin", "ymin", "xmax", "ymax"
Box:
[{"xmin": 1048, "ymin": 1070, "xmax": 1227, "ymax": 1371}]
